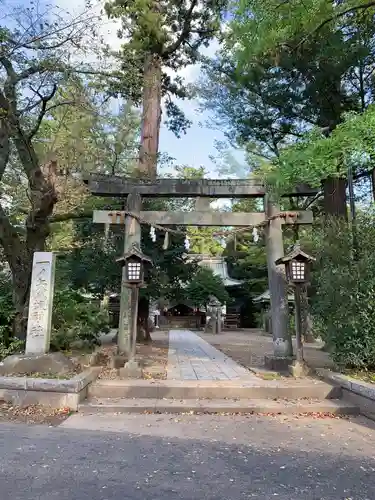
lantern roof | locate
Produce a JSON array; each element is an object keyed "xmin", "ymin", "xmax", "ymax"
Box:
[
  {"xmin": 116, "ymin": 243, "xmax": 153, "ymax": 266},
  {"xmin": 275, "ymin": 243, "xmax": 315, "ymax": 265}
]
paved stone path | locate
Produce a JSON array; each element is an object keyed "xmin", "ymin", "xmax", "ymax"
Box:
[
  {"xmin": 167, "ymin": 329, "xmax": 256, "ymax": 380},
  {"xmin": 2, "ymin": 414, "xmax": 374, "ymax": 500}
]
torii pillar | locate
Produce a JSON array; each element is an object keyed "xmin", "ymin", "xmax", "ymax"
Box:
[{"xmin": 264, "ymin": 197, "xmax": 293, "ymax": 369}]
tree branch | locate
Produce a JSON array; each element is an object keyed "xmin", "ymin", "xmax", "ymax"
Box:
[
  {"xmin": 0, "ymin": 56, "xmax": 18, "ymax": 82},
  {"xmin": 45, "ymin": 100, "xmax": 78, "ymax": 113},
  {"xmin": 17, "ymin": 63, "xmax": 56, "ymax": 82},
  {"xmin": 164, "ymin": 0, "xmax": 199, "ymax": 56},
  {"xmin": 27, "ymin": 84, "xmax": 58, "ymax": 140},
  {"xmin": 296, "ymin": 1, "xmax": 375, "ymax": 48},
  {"xmin": 0, "ymin": 118, "xmax": 10, "ymax": 182},
  {"xmin": 0, "ymin": 57, "xmax": 18, "ymax": 107},
  {"xmin": 6, "ymin": 13, "xmax": 99, "ymax": 54}
]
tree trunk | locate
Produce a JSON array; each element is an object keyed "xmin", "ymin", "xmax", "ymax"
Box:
[
  {"xmin": 301, "ymin": 287, "xmax": 315, "ymax": 343},
  {"xmin": 138, "ymin": 54, "xmax": 162, "ymax": 179},
  {"xmin": 322, "ymin": 177, "xmax": 347, "ymax": 220},
  {"xmin": 10, "ymin": 216, "xmax": 53, "ymax": 340},
  {"xmin": 132, "ymin": 53, "xmax": 162, "ymax": 345},
  {"xmin": 137, "ymin": 295, "xmax": 152, "ymax": 343}
]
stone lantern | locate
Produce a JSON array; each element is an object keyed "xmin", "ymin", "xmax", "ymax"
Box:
[
  {"xmin": 117, "ymin": 243, "xmax": 153, "ymax": 288},
  {"xmin": 275, "ymin": 244, "xmax": 315, "ymax": 376},
  {"xmin": 116, "ymin": 243, "xmax": 153, "ymax": 375}
]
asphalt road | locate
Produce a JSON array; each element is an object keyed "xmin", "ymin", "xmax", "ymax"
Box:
[{"xmin": 1, "ymin": 412, "xmax": 375, "ymax": 500}]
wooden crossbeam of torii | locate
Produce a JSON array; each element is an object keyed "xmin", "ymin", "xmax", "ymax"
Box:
[
  {"xmin": 84, "ymin": 174, "xmax": 318, "ymax": 198},
  {"xmin": 93, "ymin": 210, "xmax": 314, "ymax": 227}
]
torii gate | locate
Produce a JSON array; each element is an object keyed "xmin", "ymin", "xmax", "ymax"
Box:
[{"xmin": 84, "ymin": 174, "xmax": 318, "ymax": 364}]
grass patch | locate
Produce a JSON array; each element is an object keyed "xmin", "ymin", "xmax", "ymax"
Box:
[
  {"xmin": 257, "ymin": 372, "xmax": 284, "ymax": 380},
  {"xmin": 4, "ymin": 370, "xmax": 80, "ymax": 379},
  {"xmin": 343, "ymin": 370, "xmax": 375, "ymax": 384}
]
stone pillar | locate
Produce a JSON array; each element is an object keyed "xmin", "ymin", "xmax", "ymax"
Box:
[
  {"xmin": 265, "ymin": 197, "xmax": 293, "ymax": 360},
  {"xmin": 216, "ymin": 306, "xmax": 222, "ymax": 334},
  {"xmin": 118, "ymin": 193, "xmax": 142, "ymax": 354},
  {"xmin": 25, "ymin": 252, "xmax": 56, "ymax": 355},
  {"xmin": 211, "ymin": 307, "xmax": 217, "ymax": 334}
]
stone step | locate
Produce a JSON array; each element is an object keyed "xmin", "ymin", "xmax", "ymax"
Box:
[
  {"xmin": 88, "ymin": 379, "xmax": 342, "ymax": 400},
  {"xmin": 79, "ymin": 397, "xmax": 358, "ymax": 415}
]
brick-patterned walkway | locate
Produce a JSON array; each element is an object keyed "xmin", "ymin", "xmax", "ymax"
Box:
[{"xmin": 167, "ymin": 330, "xmax": 257, "ymax": 380}]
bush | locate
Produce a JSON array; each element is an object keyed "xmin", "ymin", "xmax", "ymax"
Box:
[
  {"xmin": 185, "ymin": 267, "xmax": 230, "ymax": 308},
  {"xmin": 0, "ymin": 339, "xmax": 25, "ymax": 361},
  {"xmin": 51, "ymin": 289, "xmax": 110, "ymax": 351},
  {"xmin": 312, "ymin": 214, "xmax": 375, "ymax": 369},
  {"xmin": 1, "ymin": 265, "xmax": 111, "ymax": 355},
  {"xmin": 0, "ymin": 271, "xmax": 13, "ymax": 338},
  {"xmin": 0, "ymin": 270, "xmax": 22, "ymax": 360}
]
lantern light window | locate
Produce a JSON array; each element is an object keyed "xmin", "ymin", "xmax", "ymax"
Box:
[
  {"xmin": 116, "ymin": 243, "xmax": 153, "ymax": 287},
  {"xmin": 275, "ymin": 244, "xmax": 315, "ymax": 285},
  {"xmin": 291, "ymin": 261, "xmax": 305, "ymax": 281},
  {"xmin": 127, "ymin": 261, "xmax": 142, "ymax": 281}
]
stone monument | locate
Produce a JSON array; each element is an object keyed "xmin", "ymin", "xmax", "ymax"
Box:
[
  {"xmin": 0, "ymin": 251, "xmax": 75, "ymax": 376},
  {"xmin": 25, "ymin": 252, "xmax": 56, "ymax": 355}
]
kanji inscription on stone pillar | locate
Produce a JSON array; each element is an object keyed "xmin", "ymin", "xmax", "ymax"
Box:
[{"xmin": 25, "ymin": 252, "xmax": 56, "ymax": 355}]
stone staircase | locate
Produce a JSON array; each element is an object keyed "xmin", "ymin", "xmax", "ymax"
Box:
[{"xmin": 78, "ymin": 378, "xmax": 359, "ymax": 415}]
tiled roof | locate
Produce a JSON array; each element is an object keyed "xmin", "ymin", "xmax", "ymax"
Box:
[{"xmin": 188, "ymin": 254, "xmax": 242, "ymax": 287}]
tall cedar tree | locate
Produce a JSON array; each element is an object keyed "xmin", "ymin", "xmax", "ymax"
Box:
[{"xmin": 105, "ymin": 0, "xmax": 227, "ymax": 177}]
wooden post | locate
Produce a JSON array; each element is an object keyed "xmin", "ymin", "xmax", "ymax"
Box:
[
  {"xmin": 118, "ymin": 192, "xmax": 142, "ymax": 354},
  {"xmin": 265, "ymin": 197, "xmax": 293, "ymax": 358},
  {"xmin": 130, "ymin": 287, "xmax": 139, "ymax": 362},
  {"xmin": 294, "ymin": 285, "xmax": 303, "ymax": 362},
  {"xmin": 301, "ymin": 287, "xmax": 315, "ymax": 343}
]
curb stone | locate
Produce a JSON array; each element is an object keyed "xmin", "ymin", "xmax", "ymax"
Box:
[
  {"xmin": 0, "ymin": 367, "xmax": 101, "ymax": 410},
  {"xmin": 0, "ymin": 367, "xmax": 100, "ymax": 393},
  {"xmin": 316, "ymin": 369, "xmax": 375, "ymax": 401}
]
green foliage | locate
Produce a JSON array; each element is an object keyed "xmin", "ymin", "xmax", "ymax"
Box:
[
  {"xmin": 224, "ymin": 199, "xmax": 268, "ymax": 298},
  {"xmin": 0, "ymin": 339, "xmax": 25, "ymax": 361},
  {"xmin": 105, "ymin": 0, "xmax": 227, "ymax": 134},
  {"xmin": 63, "ymin": 195, "xmax": 197, "ymax": 304},
  {"xmin": 142, "ymin": 224, "xmax": 197, "ymax": 302},
  {"xmin": 185, "ymin": 267, "xmax": 229, "ymax": 308},
  {"xmin": 37, "ymin": 94, "xmax": 140, "ymax": 178},
  {"xmin": 106, "ymin": 0, "xmax": 226, "ymax": 74},
  {"xmin": 266, "ymin": 106, "xmax": 375, "ymax": 193},
  {"xmin": 171, "ymin": 165, "xmax": 224, "ymax": 255},
  {"xmin": 0, "ymin": 2, "xmax": 132, "ymax": 340},
  {"xmin": 65, "ymin": 218, "xmax": 123, "ymax": 297},
  {"xmin": 0, "ymin": 270, "xmax": 14, "ymax": 341},
  {"xmin": 0, "ymin": 267, "xmax": 24, "ymax": 360},
  {"xmin": 51, "ymin": 290, "xmax": 110, "ymax": 351},
  {"xmin": 230, "ymin": 0, "xmax": 375, "ymax": 61},
  {"xmin": 311, "ymin": 214, "xmax": 375, "ymax": 369},
  {"xmin": 198, "ymin": 1, "xmax": 375, "ymax": 203}
]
